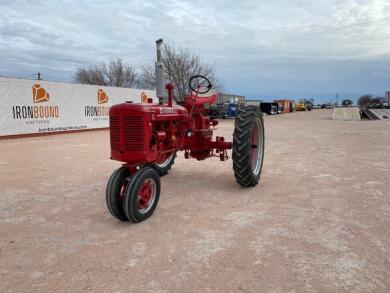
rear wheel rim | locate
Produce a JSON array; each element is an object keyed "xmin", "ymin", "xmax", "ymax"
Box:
[
  {"xmin": 250, "ymin": 118, "xmax": 263, "ymax": 175},
  {"xmin": 137, "ymin": 179, "xmax": 156, "ymax": 214},
  {"xmin": 155, "ymin": 153, "xmax": 174, "ymax": 168}
]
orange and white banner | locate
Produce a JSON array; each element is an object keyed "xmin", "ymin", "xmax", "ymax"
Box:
[{"xmin": 0, "ymin": 77, "xmax": 156, "ymax": 136}]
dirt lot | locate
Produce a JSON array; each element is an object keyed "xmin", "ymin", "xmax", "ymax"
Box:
[{"xmin": 1, "ymin": 109, "xmax": 389, "ymax": 292}]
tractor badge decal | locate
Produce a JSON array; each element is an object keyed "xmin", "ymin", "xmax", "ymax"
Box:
[
  {"xmin": 32, "ymin": 84, "xmax": 50, "ymax": 103},
  {"xmin": 98, "ymin": 89, "xmax": 108, "ymax": 104}
]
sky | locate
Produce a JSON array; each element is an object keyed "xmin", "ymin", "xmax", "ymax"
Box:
[{"xmin": 0, "ymin": 0, "xmax": 389, "ymax": 103}]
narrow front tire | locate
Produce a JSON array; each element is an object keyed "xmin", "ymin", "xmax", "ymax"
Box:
[
  {"xmin": 124, "ymin": 167, "xmax": 161, "ymax": 223},
  {"xmin": 106, "ymin": 167, "xmax": 132, "ymax": 221}
]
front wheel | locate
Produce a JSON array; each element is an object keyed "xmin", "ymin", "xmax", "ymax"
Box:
[
  {"xmin": 232, "ymin": 106, "xmax": 265, "ymax": 187},
  {"xmin": 124, "ymin": 167, "xmax": 161, "ymax": 223},
  {"xmin": 106, "ymin": 167, "xmax": 132, "ymax": 221}
]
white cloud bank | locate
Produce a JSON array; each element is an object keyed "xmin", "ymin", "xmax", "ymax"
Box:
[{"xmin": 0, "ymin": 0, "xmax": 389, "ymax": 101}]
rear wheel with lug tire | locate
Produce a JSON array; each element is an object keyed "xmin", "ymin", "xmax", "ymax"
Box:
[
  {"xmin": 233, "ymin": 106, "xmax": 265, "ymax": 187},
  {"xmin": 124, "ymin": 167, "xmax": 161, "ymax": 223},
  {"xmin": 150, "ymin": 152, "xmax": 176, "ymax": 176},
  {"xmin": 106, "ymin": 167, "xmax": 132, "ymax": 221}
]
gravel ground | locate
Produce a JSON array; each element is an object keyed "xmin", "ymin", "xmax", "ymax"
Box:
[{"xmin": 0, "ymin": 109, "xmax": 389, "ymax": 292}]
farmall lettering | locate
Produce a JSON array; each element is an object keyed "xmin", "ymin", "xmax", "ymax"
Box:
[
  {"xmin": 160, "ymin": 108, "xmax": 177, "ymax": 114},
  {"xmin": 105, "ymin": 39, "xmax": 265, "ymax": 224}
]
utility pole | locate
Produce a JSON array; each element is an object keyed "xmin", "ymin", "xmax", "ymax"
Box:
[
  {"xmin": 336, "ymin": 92, "xmax": 339, "ymax": 106},
  {"xmin": 34, "ymin": 72, "xmax": 42, "ymax": 80}
]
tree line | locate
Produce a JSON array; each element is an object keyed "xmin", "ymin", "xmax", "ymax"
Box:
[
  {"xmin": 357, "ymin": 94, "xmax": 384, "ymax": 106},
  {"xmin": 74, "ymin": 44, "xmax": 220, "ymax": 101},
  {"xmin": 340, "ymin": 95, "xmax": 384, "ymax": 107}
]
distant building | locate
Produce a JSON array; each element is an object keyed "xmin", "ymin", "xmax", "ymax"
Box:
[
  {"xmin": 245, "ymin": 99, "xmax": 262, "ymax": 107},
  {"xmin": 212, "ymin": 93, "xmax": 246, "ymax": 117},
  {"xmin": 385, "ymin": 91, "xmax": 390, "ymax": 105},
  {"xmin": 217, "ymin": 93, "xmax": 245, "ymax": 106}
]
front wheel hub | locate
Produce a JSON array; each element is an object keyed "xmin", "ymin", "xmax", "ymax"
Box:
[{"xmin": 137, "ymin": 179, "xmax": 156, "ymax": 214}]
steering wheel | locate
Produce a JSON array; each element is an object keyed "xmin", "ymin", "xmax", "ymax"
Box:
[{"xmin": 189, "ymin": 75, "xmax": 212, "ymax": 94}]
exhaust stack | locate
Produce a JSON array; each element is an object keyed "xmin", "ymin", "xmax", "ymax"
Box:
[{"xmin": 155, "ymin": 39, "xmax": 164, "ymax": 103}]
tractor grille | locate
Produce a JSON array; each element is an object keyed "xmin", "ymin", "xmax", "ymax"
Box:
[
  {"xmin": 110, "ymin": 116, "xmax": 120, "ymax": 151},
  {"xmin": 110, "ymin": 116, "xmax": 145, "ymax": 152},
  {"xmin": 124, "ymin": 116, "xmax": 145, "ymax": 151}
]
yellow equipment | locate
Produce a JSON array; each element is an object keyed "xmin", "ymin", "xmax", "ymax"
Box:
[
  {"xmin": 295, "ymin": 101, "xmax": 306, "ymax": 111},
  {"xmin": 295, "ymin": 98, "xmax": 313, "ymax": 111}
]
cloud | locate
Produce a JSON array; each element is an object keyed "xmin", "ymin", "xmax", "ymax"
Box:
[
  {"xmin": 372, "ymin": 71, "xmax": 384, "ymax": 77},
  {"xmin": 0, "ymin": 0, "xmax": 389, "ymax": 101}
]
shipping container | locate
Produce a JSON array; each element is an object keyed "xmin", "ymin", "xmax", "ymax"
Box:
[
  {"xmin": 274, "ymin": 99, "xmax": 296, "ymax": 113},
  {"xmin": 260, "ymin": 102, "xmax": 277, "ymax": 115}
]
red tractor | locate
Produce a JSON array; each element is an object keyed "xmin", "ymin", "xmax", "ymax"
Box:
[{"xmin": 106, "ymin": 40, "xmax": 265, "ymax": 223}]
